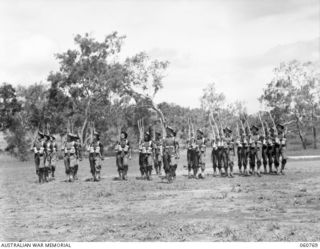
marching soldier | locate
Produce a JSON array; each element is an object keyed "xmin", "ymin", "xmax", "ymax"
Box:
[
  {"xmin": 186, "ymin": 135, "xmax": 196, "ymax": 178},
  {"xmin": 242, "ymin": 125, "xmax": 250, "ymax": 176},
  {"xmin": 44, "ymin": 134, "xmax": 53, "ymax": 181},
  {"xmin": 267, "ymin": 127, "xmax": 275, "ymax": 174},
  {"xmin": 224, "ymin": 127, "xmax": 235, "ymax": 177},
  {"xmin": 195, "ymin": 129, "xmax": 206, "ymax": 179},
  {"xmin": 248, "ymin": 125, "xmax": 262, "ymax": 177},
  {"xmin": 261, "ymin": 122, "xmax": 269, "ymax": 174},
  {"xmin": 216, "ymin": 131, "xmax": 225, "ymax": 176},
  {"xmin": 162, "ymin": 126, "xmax": 179, "ymax": 183},
  {"xmin": 115, "ymin": 131, "xmax": 131, "ymax": 180},
  {"xmin": 140, "ymin": 131, "xmax": 154, "ymax": 180},
  {"xmin": 211, "ymin": 136, "xmax": 219, "ymax": 177},
  {"xmin": 62, "ymin": 133, "xmax": 80, "ymax": 182},
  {"xmin": 236, "ymin": 124, "xmax": 244, "ymax": 175},
  {"xmin": 32, "ymin": 132, "xmax": 46, "ymax": 183},
  {"xmin": 50, "ymin": 135, "xmax": 58, "ymax": 178},
  {"xmin": 88, "ymin": 132, "xmax": 104, "ymax": 181},
  {"xmin": 73, "ymin": 135, "xmax": 82, "ymax": 180},
  {"xmin": 276, "ymin": 124, "xmax": 288, "ymax": 175},
  {"xmin": 153, "ymin": 132, "xmax": 163, "ymax": 175}
]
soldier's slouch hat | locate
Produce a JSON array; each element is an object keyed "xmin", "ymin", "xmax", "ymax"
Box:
[{"xmin": 38, "ymin": 131, "xmax": 44, "ymax": 138}]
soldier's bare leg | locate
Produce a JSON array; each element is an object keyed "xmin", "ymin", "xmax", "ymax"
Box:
[{"xmin": 280, "ymin": 146, "xmax": 287, "ymax": 174}]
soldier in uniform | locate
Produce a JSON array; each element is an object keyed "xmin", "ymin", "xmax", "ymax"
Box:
[
  {"xmin": 276, "ymin": 124, "xmax": 288, "ymax": 175},
  {"xmin": 242, "ymin": 126, "xmax": 250, "ymax": 176},
  {"xmin": 186, "ymin": 135, "xmax": 196, "ymax": 178},
  {"xmin": 73, "ymin": 135, "xmax": 82, "ymax": 180},
  {"xmin": 236, "ymin": 125, "xmax": 244, "ymax": 175},
  {"xmin": 248, "ymin": 125, "xmax": 262, "ymax": 177},
  {"xmin": 194, "ymin": 129, "xmax": 206, "ymax": 179},
  {"xmin": 261, "ymin": 122, "xmax": 269, "ymax": 174},
  {"xmin": 62, "ymin": 133, "xmax": 80, "ymax": 182},
  {"xmin": 153, "ymin": 132, "xmax": 163, "ymax": 176},
  {"xmin": 223, "ymin": 127, "xmax": 235, "ymax": 178},
  {"xmin": 266, "ymin": 127, "xmax": 275, "ymax": 174},
  {"xmin": 115, "ymin": 131, "xmax": 131, "ymax": 180},
  {"xmin": 44, "ymin": 134, "xmax": 53, "ymax": 181},
  {"xmin": 50, "ymin": 135, "xmax": 58, "ymax": 178},
  {"xmin": 140, "ymin": 131, "xmax": 154, "ymax": 180},
  {"xmin": 216, "ymin": 131, "xmax": 225, "ymax": 176},
  {"xmin": 32, "ymin": 132, "xmax": 46, "ymax": 183},
  {"xmin": 162, "ymin": 126, "xmax": 179, "ymax": 183},
  {"xmin": 88, "ymin": 132, "xmax": 104, "ymax": 181},
  {"xmin": 211, "ymin": 135, "xmax": 219, "ymax": 177}
]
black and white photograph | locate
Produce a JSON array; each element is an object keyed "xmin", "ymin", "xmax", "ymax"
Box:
[{"xmin": 0, "ymin": 0, "xmax": 319, "ymax": 245}]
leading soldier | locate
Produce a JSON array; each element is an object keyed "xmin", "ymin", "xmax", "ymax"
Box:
[
  {"xmin": 50, "ymin": 135, "xmax": 58, "ymax": 178},
  {"xmin": 274, "ymin": 124, "xmax": 288, "ymax": 175},
  {"xmin": 32, "ymin": 132, "xmax": 46, "ymax": 183}
]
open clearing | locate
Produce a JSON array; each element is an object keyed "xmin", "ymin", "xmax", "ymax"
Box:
[{"xmin": 0, "ymin": 151, "xmax": 320, "ymax": 242}]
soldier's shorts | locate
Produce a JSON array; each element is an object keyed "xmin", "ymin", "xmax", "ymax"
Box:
[
  {"xmin": 198, "ymin": 152, "xmax": 206, "ymax": 170},
  {"xmin": 45, "ymin": 155, "xmax": 52, "ymax": 168},
  {"xmin": 116, "ymin": 153, "xmax": 129, "ymax": 171}
]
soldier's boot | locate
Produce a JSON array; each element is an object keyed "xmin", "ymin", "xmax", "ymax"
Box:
[
  {"xmin": 213, "ymin": 168, "xmax": 217, "ymax": 177},
  {"xmin": 219, "ymin": 168, "xmax": 223, "ymax": 177},
  {"xmin": 224, "ymin": 167, "xmax": 229, "ymax": 177},
  {"xmin": 188, "ymin": 169, "xmax": 192, "ymax": 179},
  {"xmin": 140, "ymin": 168, "xmax": 144, "ymax": 178},
  {"xmin": 74, "ymin": 165, "xmax": 78, "ymax": 180},
  {"xmin": 193, "ymin": 168, "xmax": 198, "ymax": 179},
  {"xmin": 239, "ymin": 167, "xmax": 243, "ymax": 175},
  {"xmin": 123, "ymin": 167, "xmax": 128, "ymax": 180},
  {"xmin": 268, "ymin": 164, "xmax": 273, "ymax": 174},
  {"xmin": 38, "ymin": 170, "xmax": 42, "ymax": 183},
  {"xmin": 229, "ymin": 166, "xmax": 234, "ymax": 178},
  {"xmin": 263, "ymin": 164, "xmax": 267, "ymax": 174},
  {"xmin": 51, "ymin": 166, "xmax": 55, "ymax": 178},
  {"xmin": 280, "ymin": 159, "xmax": 286, "ymax": 175},
  {"xmin": 200, "ymin": 168, "xmax": 205, "ymax": 179}
]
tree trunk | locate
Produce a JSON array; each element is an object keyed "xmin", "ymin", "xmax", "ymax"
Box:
[{"xmin": 295, "ymin": 114, "xmax": 307, "ymax": 150}]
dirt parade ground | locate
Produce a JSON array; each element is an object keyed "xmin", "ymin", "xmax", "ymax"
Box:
[{"xmin": 0, "ymin": 151, "xmax": 320, "ymax": 242}]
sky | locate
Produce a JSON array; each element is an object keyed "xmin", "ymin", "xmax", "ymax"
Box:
[{"xmin": 0, "ymin": 0, "xmax": 319, "ymax": 113}]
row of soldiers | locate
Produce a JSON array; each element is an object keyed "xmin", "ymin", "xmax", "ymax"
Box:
[
  {"xmin": 32, "ymin": 115, "xmax": 287, "ymax": 183},
  {"xmin": 186, "ymin": 113, "xmax": 288, "ymax": 179}
]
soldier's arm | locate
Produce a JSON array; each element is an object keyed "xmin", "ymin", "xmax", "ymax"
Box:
[
  {"xmin": 99, "ymin": 142, "xmax": 104, "ymax": 160},
  {"xmin": 128, "ymin": 141, "xmax": 132, "ymax": 159},
  {"xmin": 175, "ymin": 140, "xmax": 180, "ymax": 158}
]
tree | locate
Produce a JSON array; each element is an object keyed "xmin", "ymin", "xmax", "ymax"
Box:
[
  {"xmin": 0, "ymin": 83, "xmax": 22, "ymax": 131},
  {"xmin": 48, "ymin": 32, "xmax": 128, "ymax": 144},
  {"xmin": 260, "ymin": 60, "xmax": 320, "ymax": 149}
]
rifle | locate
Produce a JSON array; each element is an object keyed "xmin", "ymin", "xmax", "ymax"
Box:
[
  {"xmin": 209, "ymin": 112, "xmax": 216, "ymax": 140},
  {"xmin": 268, "ymin": 111, "xmax": 278, "ymax": 136},
  {"xmin": 258, "ymin": 112, "xmax": 265, "ymax": 136}
]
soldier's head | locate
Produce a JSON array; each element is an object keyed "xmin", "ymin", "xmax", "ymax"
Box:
[
  {"xmin": 276, "ymin": 124, "xmax": 285, "ymax": 134},
  {"xmin": 197, "ymin": 129, "xmax": 204, "ymax": 139},
  {"xmin": 38, "ymin": 131, "xmax": 44, "ymax": 141},
  {"xmin": 93, "ymin": 131, "xmax": 100, "ymax": 142},
  {"xmin": 120, "ymin": 131, "xmax": 128, "ymax": 139},
  {"xmin": 144, "ymin": 131, "xmax": 151, "ymax": 141},
  {"xmin": 223, "ymin": 127, "xmax": 232, "ymax": 137},
  {"xmin": 155, "ymin": 132, "xmax": 162, "ymax": 140},
  {"xmin": 250, "ymin": 125, "xmax": 259, "ymax": 135}
]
